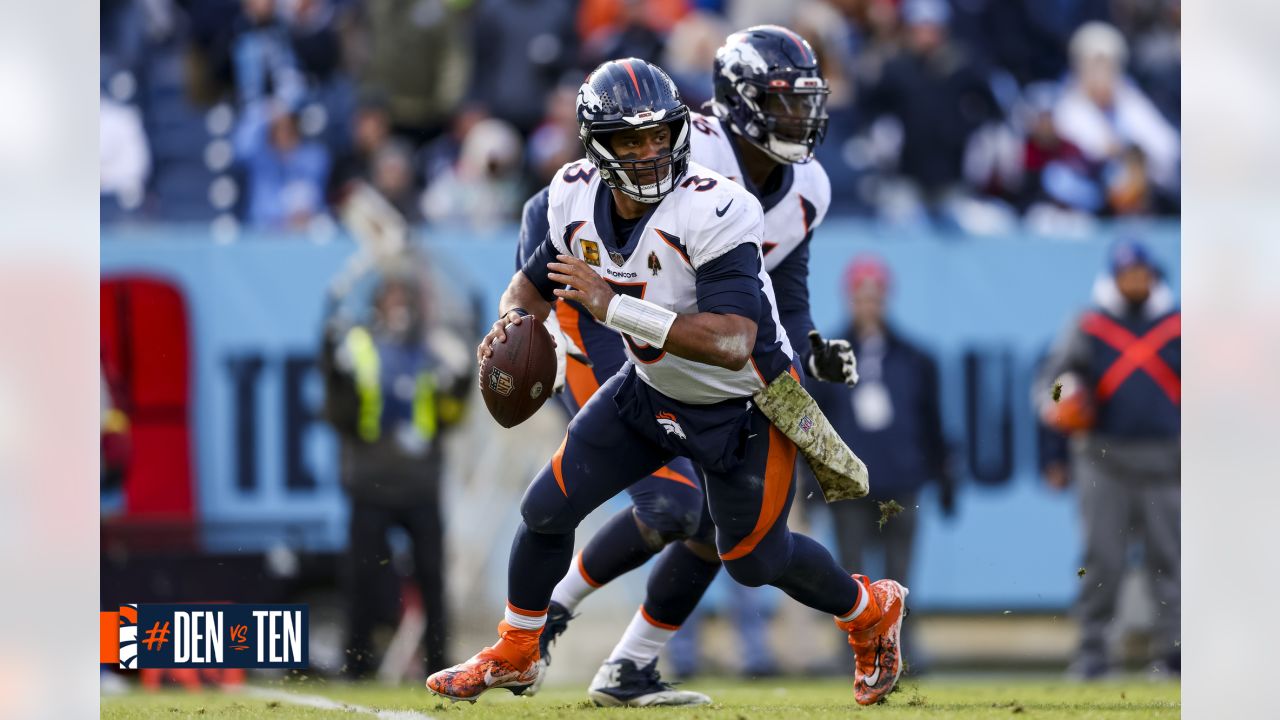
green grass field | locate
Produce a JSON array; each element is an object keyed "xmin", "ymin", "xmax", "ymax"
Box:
[{"xmin": 102, "ymin": 676, "xmax": 1180, "ymax": 719}]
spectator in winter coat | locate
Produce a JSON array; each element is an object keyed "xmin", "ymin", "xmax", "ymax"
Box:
[{"xmin": 1036, "ymin": 238, "xmax": 1180, "ymax": 680}]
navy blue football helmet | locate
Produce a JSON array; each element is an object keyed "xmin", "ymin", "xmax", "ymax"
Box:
[
  {"xmin": 712, "ymin": 26, "xmax": 829, "ymax": 163},
  {"xmin": 577, "ymin": 58, "xmax": 691, "ymax": 203}
]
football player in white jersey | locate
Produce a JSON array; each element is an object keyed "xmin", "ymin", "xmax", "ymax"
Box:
[
  {"xmin": 520, "ymin": 27, "xmax": 862, "ymax": 706},
  {"xmin": 426, "ymin": 57, "xmax": 906, "ymax": 707}
]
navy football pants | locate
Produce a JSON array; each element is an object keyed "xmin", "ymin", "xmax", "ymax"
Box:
[{"xmin": 510, "ymin": 369, "xmax": 858, "ymax": 618}]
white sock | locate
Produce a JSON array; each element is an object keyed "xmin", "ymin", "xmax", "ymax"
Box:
[
  {"xmin": 504, "ymin": 603, "xmax": 546, "ymax": 632},
  {"xmin": 549, "ymin": 552, "xmax": 600, "ymax": 613},
  {"xmin": 606, "ymin": 607, "xmax": 677, "ymax": 667},
  {"xmin": 836, "ymin": 578, "xmax": 874, "ymax": 624}
]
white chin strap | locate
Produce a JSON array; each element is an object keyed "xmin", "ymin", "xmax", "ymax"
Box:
[
  {"xmin": 732, "ymin": 119, "xmax": 811, "ymax": 164},
  {"xmin": 589, "ymin": 136, "xmax": 676, "ymax": 203},
  {"xmin": 621, "ymin": 174, "xmax": 674, "ymax": 203},
  {"xmin": 762, "ymin": 136, "xmax": 812, "ymax": 164},
  {"xmin": 733, "ymin": 92, "xmax": 816, "ymax": 164}
]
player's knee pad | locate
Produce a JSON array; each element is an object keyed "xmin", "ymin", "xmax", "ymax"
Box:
[{"xmin": 519, "ymin": 475, "xmax": 583, "ymax": 536}]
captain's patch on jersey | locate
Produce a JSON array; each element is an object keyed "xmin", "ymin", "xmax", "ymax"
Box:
[{"xmin": 582, "ymin": 239, "xmax": 602, "ymax": 266}]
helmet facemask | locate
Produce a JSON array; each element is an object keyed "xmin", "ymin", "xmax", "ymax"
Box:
[
  {"xmin": 734, "ymin": 76, "xmax": 829, "ymax": 164},
  {"xmin": 583, "ymin": 113, "xmax": 691, "ymax": 204}
]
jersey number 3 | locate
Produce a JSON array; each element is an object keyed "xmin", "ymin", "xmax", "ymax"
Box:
[
  {"xmin": 680, "ymin": 175, "xmax": 717, "ymax": 192},
  {"xmin": 563, "ymin": 165, "xmax": 597, "ymax": 183}
]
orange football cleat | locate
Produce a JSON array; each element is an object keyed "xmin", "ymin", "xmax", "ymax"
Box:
[
  {"xmin": 836, "ymin": 575, "xmax": 909, "ymax": 706},
  {"xmin": 425, "ymin": 622, "xmax": 541, "ymax": 703}
]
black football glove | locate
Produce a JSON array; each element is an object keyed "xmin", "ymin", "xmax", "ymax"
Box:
[{"xmin": 807, "ymin": 330, "xmax": 859, "ymax": 386}]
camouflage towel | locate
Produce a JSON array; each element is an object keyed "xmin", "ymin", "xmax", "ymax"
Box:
[{"xmin": 753, "ymin": 372, "xmax": 869, "ymax": 503}]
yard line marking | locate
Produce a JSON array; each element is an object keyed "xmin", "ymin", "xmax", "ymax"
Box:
[{"xmin": 240, "ymin": 686, "xmax": 435, "ymax": 720}]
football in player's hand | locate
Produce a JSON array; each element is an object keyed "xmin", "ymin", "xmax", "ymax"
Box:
[{"xmin": 480, "ymin": 316, "xmax": 557, "ymax": 428}]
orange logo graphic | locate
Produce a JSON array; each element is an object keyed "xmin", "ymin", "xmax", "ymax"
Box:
[
  {"xmin": 142, "ymin": 621, "xmax": 171, "ymax": 651},
  {"xmin": 229, "ymin": 624, "xmax": 250, "ymax": 650},
  {"xmin": 655, "ymin": 411, "xmax": 686, "ymax": 440}
]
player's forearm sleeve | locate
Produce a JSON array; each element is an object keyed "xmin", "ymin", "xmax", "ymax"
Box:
[
  {"xmin": 769, "ymin": 238, "xmax": 817, "ymax": 365},
  {"xmin": 519, "ymin": 234, "xmax": 560, "ymax": 303},
  {"xmin": 515, "ymin": 186, "xmax": 551, "ymax": 271},
  {"xmin": 695, "ymin": 243, "xmax": 760, "ymax": 320}
]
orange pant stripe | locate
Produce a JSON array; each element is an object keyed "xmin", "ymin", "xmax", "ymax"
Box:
[{"xmin": 719, "ymin": 424, "xmax": 796, "ymax": 561}]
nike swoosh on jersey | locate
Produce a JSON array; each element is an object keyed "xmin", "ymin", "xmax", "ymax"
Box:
[{"xmin": 715, "ymin": 199, "xmax": 733, "ymax": 217}]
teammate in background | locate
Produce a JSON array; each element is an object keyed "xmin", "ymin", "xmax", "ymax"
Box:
[
  {"xmin": 426, "ymin": 57, "xmax": 905, "ymax": 707},
  {"xmin": 519, "ymin": 27, "xmax": 860, "ymax": 706}
]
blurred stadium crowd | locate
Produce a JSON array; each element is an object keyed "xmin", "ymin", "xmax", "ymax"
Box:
[{"xmin": 100, "ymin": 0, "xmax": 1180, "ymax": 235}]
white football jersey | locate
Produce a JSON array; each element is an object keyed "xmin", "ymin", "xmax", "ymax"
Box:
[
  {"xmin": 688, "ymin": 113, "xmax": 831, "ymax": 271},
  {"xmin": 546, "ymin": 158, "xmax": 796, "ymax": 404}
]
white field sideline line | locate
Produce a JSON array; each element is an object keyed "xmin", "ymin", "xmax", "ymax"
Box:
[{"xmin": 240, "ymin": 686, "xmax": 435, "ymax": 720}]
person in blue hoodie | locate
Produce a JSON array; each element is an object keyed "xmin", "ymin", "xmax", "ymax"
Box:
[
  {"xmin": 1037, "ymin": 238, "xmax": 1180, "ymax": 680},
  {"xmin": 809, "ymin": 253, "xmax": 954, "ymax": 671}
]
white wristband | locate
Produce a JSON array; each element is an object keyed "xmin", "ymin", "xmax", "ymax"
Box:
[{"xmin": 605, "ymin": 294, "xmax": 677, "ymax": 349}]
